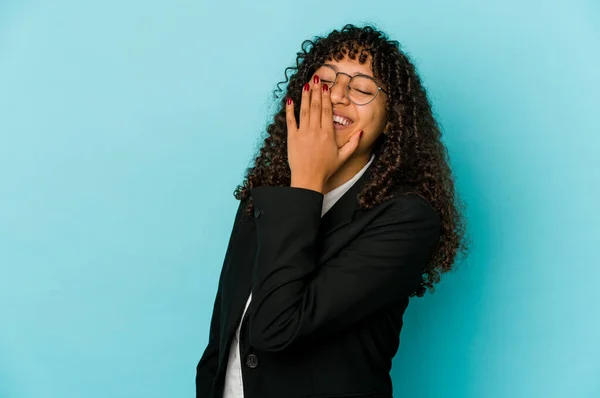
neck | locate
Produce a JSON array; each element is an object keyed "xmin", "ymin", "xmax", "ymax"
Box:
[{"xmin": 323, "ymin": 151, "xmax": 372, "ymax": 195}]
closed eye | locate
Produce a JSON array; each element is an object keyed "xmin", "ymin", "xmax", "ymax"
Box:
[{"xmin": 353, "ymin": 88, "xmax": 373, "ymax": 95}]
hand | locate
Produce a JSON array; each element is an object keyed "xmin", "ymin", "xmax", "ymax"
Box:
[{"xmin": 286, "ymin": 75, "xmax": 363, "ymax": 193}]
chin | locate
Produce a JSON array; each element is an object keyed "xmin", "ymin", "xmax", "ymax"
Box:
[{"xmin": 335, "ymin": 129, "xmax": 357, "ymax": 146}]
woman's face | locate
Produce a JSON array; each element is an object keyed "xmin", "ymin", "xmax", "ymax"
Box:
[{"xmin": 309, "ymin": 55, "xmax": 388, "ymax": 151}]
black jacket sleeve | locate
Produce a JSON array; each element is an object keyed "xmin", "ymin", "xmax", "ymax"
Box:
[
  {"xmin": 195, "ymin": 285, "xmax": 221, "ymax": 397},
  {"xmin": 246, "ymin": 186, "xmax": 440, "ymax": 352},
  {"xmin": 195, "ymin": 199, "xmax": 246, "ymax": 397}
]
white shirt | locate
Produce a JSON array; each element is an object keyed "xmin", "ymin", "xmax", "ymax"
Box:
[{"xmin": 222, "ymin": 154, "xmax": 375, "ymax": 398}]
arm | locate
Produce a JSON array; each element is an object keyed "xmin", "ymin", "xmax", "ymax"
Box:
[
  {"xmin": 246, "ymin": 186, "xmax": 440, "ymax": 352},
  {"xmin": 195, "ymin": 199, "xmax": 246, "ymax": 397},
  {"xmin": 195, "ymin": 285, "xmax": 222, "ymax": 397}
]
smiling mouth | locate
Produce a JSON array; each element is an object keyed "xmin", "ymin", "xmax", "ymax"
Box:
[
  {"xmin": 334, "ymin": 121, "xmax": 354, "ymax": 130},
  {"xmin": 333, "ymin": 114, "xmax": 354, "ymax": 129}
]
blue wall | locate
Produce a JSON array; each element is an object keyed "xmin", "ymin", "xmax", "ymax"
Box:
[{"xmin": 1, "ymin": 1, "xmax": 598, "ymax": 397}]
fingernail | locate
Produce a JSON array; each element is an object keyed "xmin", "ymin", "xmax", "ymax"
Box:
[
  {"xmin": 313, "ymin": 75, "xmax": 319, "ymax": 84},
  {"xmin": 287, "ymin": 97, "xmax": 292, "ymax": 105},
  {"xmin": 322, "ymin": 84, "xmax": 328, "ymax": 92},
  {"xmin": 304, "ymin": 83, "xmax": 310, "ymax": 92}
]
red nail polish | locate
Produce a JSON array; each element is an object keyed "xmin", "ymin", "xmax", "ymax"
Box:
[
  {"xmin": 287, "ymin": 97, "xmax": 292, "ymax": 105},
  {"xmin": 314, "ymin": 75, "xmax": 319, "ymax": 84},
  {"xmin": 322, "ymin": 84, "xmax": 328, "ymax": 92},
  {"xmin": 304, "ymin": 83, "xmax": 310, "ymax": 92}
]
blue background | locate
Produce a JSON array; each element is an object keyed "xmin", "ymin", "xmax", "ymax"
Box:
[{"xmin": 1, "ymin": 1, "xmax": 599, "ymax": 397}]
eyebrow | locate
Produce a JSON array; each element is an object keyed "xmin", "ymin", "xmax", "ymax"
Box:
[{"xmin": 323, "ymin": 63, "xmax": 374, "ymax": 78}]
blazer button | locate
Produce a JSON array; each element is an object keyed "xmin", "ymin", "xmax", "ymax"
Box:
[
  {"xmin": 253, "ymin": 208, "xmax": 263, "ymax": 219},
  {"xmin": 245, "ymin": 353, "xmax": 259, "ymax": 369}
]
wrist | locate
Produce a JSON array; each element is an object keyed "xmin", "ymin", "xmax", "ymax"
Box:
[{"xmin": 290, "ymin": 177, "xmax": 325, "ymax": 194}]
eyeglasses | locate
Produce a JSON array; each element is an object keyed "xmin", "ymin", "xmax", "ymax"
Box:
[{"xmin": 313, "ymin": 64, "xmax": 388, "ymax": 106}]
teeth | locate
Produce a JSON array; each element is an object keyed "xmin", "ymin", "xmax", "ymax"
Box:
[{"xmin": 333, "ymin": 115, "xmax": 352, "ymax": 126}]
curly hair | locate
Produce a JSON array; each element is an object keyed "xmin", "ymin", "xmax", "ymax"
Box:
[{"xmin": 233, "ymin": 23, "xmax": 468, "ymax": 296}]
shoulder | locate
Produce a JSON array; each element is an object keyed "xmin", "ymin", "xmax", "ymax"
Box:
[
  {"xmin": 374, "ymin": 191, "xmax": 439, "ymax": 223},
  {"xmin": 360, "ymin": 191, "xmax": 441, "ymax": 245}
]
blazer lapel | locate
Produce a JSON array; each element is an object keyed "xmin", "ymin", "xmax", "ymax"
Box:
[
  {"xmin": 317, "ymin": 166, "xmax": 373, "ymax": 263},
  {"xmin": 320, "ymin": 165, "xmax": 373, "ymax": 236}
]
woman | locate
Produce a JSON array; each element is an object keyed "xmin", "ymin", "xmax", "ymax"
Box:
[{"xmin": 196, "ymin": 24, "xmax": 468, "ymax": 398}]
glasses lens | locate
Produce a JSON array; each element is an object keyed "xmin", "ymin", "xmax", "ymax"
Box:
[{"xmin": 348, "ymin": 76, "xmax": 378, "ymax": 105}]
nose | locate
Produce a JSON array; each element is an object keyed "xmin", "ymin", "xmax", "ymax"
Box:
[{"xmin": 329, "ymin": 73, "xmax": 351, "ymax": 105}]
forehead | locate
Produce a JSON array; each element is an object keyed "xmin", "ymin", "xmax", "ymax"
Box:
[{"xmin": 319, "ymin": 56, "xmax": 374, "ymax": 77}]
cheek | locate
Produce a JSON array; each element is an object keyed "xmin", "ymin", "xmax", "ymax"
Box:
[
  {"xmin": 359, "ymin": 109, "xmax": 385, "ymax": 132},
  {"xmin": 370, "ymin": 105, "xmax": 388, "ymax": 131}
]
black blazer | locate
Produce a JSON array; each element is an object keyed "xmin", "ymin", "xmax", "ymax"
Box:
[{"xmin": 196, "ymin": 168, "xmax": 441, "ymax": 398}]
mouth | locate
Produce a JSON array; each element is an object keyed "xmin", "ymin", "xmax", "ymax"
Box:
[{"xmin": 333, "ymin": 114, "xmax": 354, "ymax": 130}]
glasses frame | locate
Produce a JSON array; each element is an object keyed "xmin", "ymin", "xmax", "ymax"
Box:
[{"xmin": 316, "ymin": 64, "xmax": 388, "ymax": 106}]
